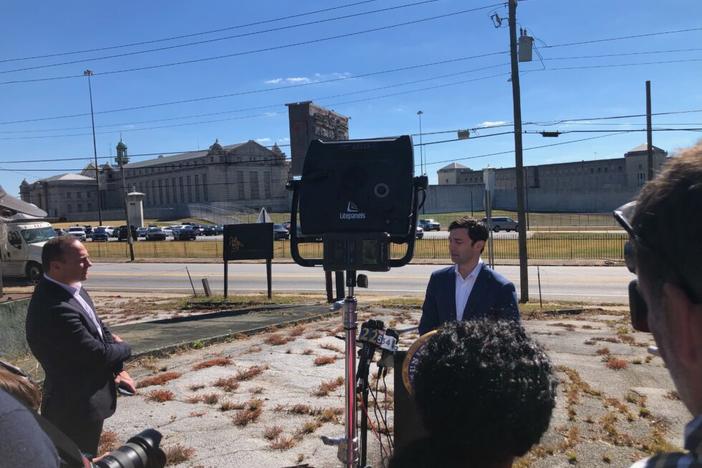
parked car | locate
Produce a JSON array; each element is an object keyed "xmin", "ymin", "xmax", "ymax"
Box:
[
  {"xmin": 117, "ymin": 225, "xmax": 138, "ymax": 241},
  {"xmin": 172, "ymin": 225, "xmax": 197, "ymax": 241},
  {"xmin": 415, "ymin": 225, "xmax": 424, "ymax": 239},
  {"xmin": 202, "ymin": 225, "xmax": 218, "ymax": 236},
  {"xmin": 102, "ymin": 226, "xmax": 115, "ymax": 237},
  {"xmin": 273, "ymin": 224, "xmax": 289, "ymax": 240},
  {"xmin": 182, "ymin": 222, "xmax": 204, "ymax": 235},
  {"xmin": 91, "ymin": 227, "xmax": 110, "ymax": 242},
  {"xmin": 53, "ymin": 228, "xmax": 66, "ymax": 236},
  {"xmin": 145, "ymin": 227, "xmax": 167, "ymax": 241},
  {"xmin": 136, "ymin": 227, "xmax": 148, "ymax": 238},
  {"xmin": 481, "ymin": 216, "xmax": 519, "ymax": 232},
  {"xmin": 161, "ymin": 226, "xmax": 174, "ymax": 237},
  {"xmin": 282, "ymin": 221, "xmax": 292, "ymax": 231},
  {"xmin": 67, "ymin": 226, "xmax": 87, "ymax": 241},
  {"xmin": 418, "ymin": 219, "xmax": 441, "ymax": 231},
  {"xmin": 84, "ymin": 225, "xmax": 93, "ymax": 239}
]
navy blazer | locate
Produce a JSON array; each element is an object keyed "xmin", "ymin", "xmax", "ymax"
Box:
[
  {"xmin": 418, "ymin": 263, "xmax": 520, "ymax": 335},
  {"xmin": 26, "ymin": 278, "xmax": 131, "ymax": 423}
]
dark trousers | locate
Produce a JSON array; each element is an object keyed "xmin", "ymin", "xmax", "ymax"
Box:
[{"xmin": 42, "ymin": 408, "xmax": 104, "ymax": 457}]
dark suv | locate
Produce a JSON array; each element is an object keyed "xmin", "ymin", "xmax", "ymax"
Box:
[
  {"xmin": 173, "ymin": 226, "xmax": 197, "ymax": 241},
  {"xmin": 117, "ymin": 225, "xmax": 138, "ymax": 241}
]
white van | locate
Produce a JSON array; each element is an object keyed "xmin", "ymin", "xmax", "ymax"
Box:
[{"xmin": 0, "ymin": 218, "xmax": 56, "ymax": 281}]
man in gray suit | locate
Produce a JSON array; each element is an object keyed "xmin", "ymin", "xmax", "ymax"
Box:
[
  {"xmin": 419, "ymin": 217, "xmax": 519, "ymax": 335},
  {"xmin": 26, "ymin": 236, "xmax": 135, "ymax": 457}
]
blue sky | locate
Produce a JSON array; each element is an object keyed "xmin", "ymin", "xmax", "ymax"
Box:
[{"xmin": 1, "ymin": 0, "xmax": 701, "ymax": 196}]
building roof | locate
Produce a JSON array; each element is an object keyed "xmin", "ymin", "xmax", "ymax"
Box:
[
  {"xmin": 625, "ymin": 144, "xmax": 667, "ymax": 155},
  {"xmin": 438, "ymin": 162, "xmax": 469, "ymax": 171},
  {"xmin": 35, "ymin": 173, "xmax": 94, "ymax": 183},
  {"xmin": 124, "ymin": 141, "xmax": 248, "ymax": 169}
]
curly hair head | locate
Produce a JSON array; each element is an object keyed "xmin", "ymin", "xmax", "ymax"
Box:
[{"xmin": 413, "ymin": 319, "xmax": 557, "ymax": 463}]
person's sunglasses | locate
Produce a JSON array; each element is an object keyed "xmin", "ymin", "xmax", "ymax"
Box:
[{"xmin": 613, "ymin": 201, "xmax": 700, "ymax": 332}]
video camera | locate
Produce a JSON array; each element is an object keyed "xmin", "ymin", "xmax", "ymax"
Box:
[{"xmin": 287, "ymin": 135, "xmax": 427, "ymax": 272}]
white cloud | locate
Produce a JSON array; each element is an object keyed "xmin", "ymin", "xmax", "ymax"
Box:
[
  {"xmin": 264, "ymin": 72, "xmax": 351, "ymax": 86},
  {"xmin": 256, "ymin": 138, "xmax": 272, "ymax": 143},
  {"xmin": 480, "ymin": 120, "xmax": 508, "ymax": 128},
  {"xmin": 263, "ymin": 112, "xmax": 278, "ymax": 118}
]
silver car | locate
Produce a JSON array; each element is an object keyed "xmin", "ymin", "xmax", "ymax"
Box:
[{"xmin": 482, "ymin": 217, "xmax": 519, "ymax": 232}]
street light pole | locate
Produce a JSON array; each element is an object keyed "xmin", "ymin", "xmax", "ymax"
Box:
[
  {"xmin": 84, "ymin": 69, "xmax": 102, "ymax": 226},
  {"xmin": 417, "ymin": 110, "xmax": 424, "ymax": 175}
]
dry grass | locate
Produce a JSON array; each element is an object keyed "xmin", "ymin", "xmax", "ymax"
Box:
[
  {"xmin": 313, "ymin": 377, "xmax": 345, "ymax": 397},
  {"xmin": 145, "ymin": 389, "xmax": 175, "ymax": 403},
  {"xmin": 288, "ymin": 325, "xmax": 306, "ymax": 336},
  {"xmin": 220, "ymin": 401, "xmax": 246, "ymax": 412},
  {"xmin": 236, "ymin": 365, "xmax": 267, "ymax": 381},
  {"xmin": 245, "ymin": 345, "xmax": 263, "ymax": 354},
  {"xmin": 263, "ymin": 425, "xmax": 284, "ymax": 441},
  {"xmin": 189, "ymin": 411, "xmax": 206, "ymax": 417},
  {"xmin": 98, "ymin": 430, "xmax": 119, "ymax": 454},
  {"xmin": 188, "ymin": 384, "xmax": 205, "ymax": 391},
  {"xmin": 249, "ymin": 386, "xmax": 265, "ymax": 395},
  {"xmin": 269, "ymin": 434, "xmax": 298, "ymax": 450},
  {"xmin": 305, "ymin": 332, "xmax": 323, "ymax": 340},
  {"xmin": 314, "ymin": 355, "xmax": 337, "ymax": 366},
  {"xmin": 136, "ymin": 371, "xmax": 182, "ymax": 388},
  {"xmin": 164, "ymin": 444, "xmax": 196, "ymax": 465},
  {"xmin": 606, "ymin": 357, "xmax": 629, "ymax": 370},
  {"xmin": 319, "ymin": 343, "xmax": 344, "ymax": 353},
  {"xmin": 264, "ymin": 333, "xmax": 292, "ymax": 346},
  {"xmin": 665, "ymin": 390, "xmax": 681, "ymax": 400},
  {"xmin": 302, "ymin": 349, "xmax": 314, "ymax": 355},
  {"xmin": 200, "ymin": 393, "xmax": 220, "ymax": 404},
  {"xmin": 232, "ymin": 399, "xmax": 264, "ymax": 427},
  {"xmin": 192, "ymin": 357, "xmax": 232, "ymax": 370},
  {"xmin": 295, "ymin": 420, "xmax": 323, "ymax": 436},
  {"xmin": 595, "ymin": 347, "xmax": 611, "ymax": 356},
  {"xmin": 213, "ymin": 376, "xmax": 240, "ymax": 392}
]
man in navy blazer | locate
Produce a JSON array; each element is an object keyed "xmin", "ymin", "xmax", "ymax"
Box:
[
  {"xmin": 26, "ymin": 237, "xmax": 135, "ymax": 457},
  {"xmin": 419, "ymin": 217, "xmax": 519, "ymax": 335}
]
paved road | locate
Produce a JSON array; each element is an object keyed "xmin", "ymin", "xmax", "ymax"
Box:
[{"xmin": 83, "ymin": 262, "xmax": 634, "ymax": 304}]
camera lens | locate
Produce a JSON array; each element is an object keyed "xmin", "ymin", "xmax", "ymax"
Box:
[{"xmin": 94, "ymin": 429, "xmax": 166, "ymax": 468}]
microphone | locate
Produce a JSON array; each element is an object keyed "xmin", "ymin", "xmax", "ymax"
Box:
[
  {"xmin": 377, "ymin": 328, "xmax": 399, "ymax": 372},
  {"xmin": 357, "ymin": 320, "xmax": 384, "ymax": 383}
]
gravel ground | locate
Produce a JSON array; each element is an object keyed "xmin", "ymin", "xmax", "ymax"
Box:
[{"xmin": 98, "ymin": 304, "xmax": 688, "ymax": 468}]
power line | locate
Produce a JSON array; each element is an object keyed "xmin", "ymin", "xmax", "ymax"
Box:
[
  {"xmin": 0, "ymin": 0, "xmax": 382, "ymax": 64},
  {"xmin": 541, "ymin": 47, "xmax": 702, "ymax": 61},
  {"xmin": 0, "ymin": 51, "xmax": 508, "ymax": 127},
  {"xmin": 542, "ymin": 27, "xmax": 702, "ymax": 50},
  {"xmin": 0, "ymin": 0, "xmax": 439, "ymax": 74},
  {"xmin": 0, "ymin": 4, "xmax": 503, "ymax": 86},
  {"xmin": 425, "ymin": 132, "xmax": 638, "ymax": 167}
]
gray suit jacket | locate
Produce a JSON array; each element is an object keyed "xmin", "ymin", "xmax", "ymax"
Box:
[{"xmin": 418, "ymin": 264, "xmax": 520, "ymax": 335}]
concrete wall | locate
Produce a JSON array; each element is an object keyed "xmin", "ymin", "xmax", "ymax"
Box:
[
  {"xmin": 493, "ymin": 188, "xmax": 638, "ymax": 212},
  {"xmin": 423, "ymin": 184, "xmax": 485, "ymax": 214},
  {"xmin": 0, "ymin": 298, "xmax": 30, "ymax": 359}
]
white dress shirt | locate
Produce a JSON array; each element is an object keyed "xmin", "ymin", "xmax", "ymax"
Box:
[
  {"xmin": 44, "ymin": 274, "xmax": 103, "ymax": 339},
  {"xmin": 454, "ymin": 261, "xmax": 483, "ymax": 321}
]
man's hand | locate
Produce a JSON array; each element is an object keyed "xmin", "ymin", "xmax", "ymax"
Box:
[
  {"xmin": 112, "ymin": 333, "xmax": 124, "ymax": 343},
  {"xmin": 115, "ymin": 370, "xmax": 136, "ymax": 393}
]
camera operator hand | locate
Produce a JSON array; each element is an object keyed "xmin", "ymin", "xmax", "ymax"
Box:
[{"xmin": 115, "ymin": 371, "xmax": 136, "ymax": 394}]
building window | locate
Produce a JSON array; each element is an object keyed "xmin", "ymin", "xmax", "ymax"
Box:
[
  {"xmin": 264, "ymin": 172, "xmax": 271, "ymax": 198},
  {"xmin": 77, "ymin": 203, "xmax": 82, "ymax": 212},
  {"xmin": 66, "ymin": 192, "xmax": 71, "ymax": 199},
  {"xmin": 250, "ymin": 171, "xmax": 259, "ymax": 199},
  {"xmin": 237, "ymin": 171, "xmax": 245, "ymax": 199},
  {"xmin": 194, "ymin": 175, "xmax": 200, "ymax": 202},
  {"xmin": 67, "ymin": 204, "xmax": 72, "ymax": 213},
  {"xmin": 179, "ymin": 177, "xmax": 185, "ymax": 202},
  {"xmin": 187, "ymin": 175, "xmax": 192, "ymax": 202},
  {"xmin": 77, "ymin": 192, "xmax": 82, "ymax": 199},
  {"xmin": 202, "ymin": 174, "xmax": 208, "ymax": 202},
  {"xmin": 158, "ymin": 180, "xmax": 164, "ymax": 205},
  {"xmin": 87, "ymin": 203, "xmax": 92, "ymax": 211}
]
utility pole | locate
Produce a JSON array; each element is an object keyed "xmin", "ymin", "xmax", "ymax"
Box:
[
  {"xmin": 84, "ymin": 69, "xmax": 102, "ymax": 226},
  {"xmin": 646, "ymin": 80, "xmax": 654, "ymax": 181},
  {"xmin": 509, "ymin": 0, "xmax": 529, "ymax": 303}
]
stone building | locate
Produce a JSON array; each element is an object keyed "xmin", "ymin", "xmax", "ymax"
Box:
[
  {"xmin": 20, "ymin": 139, "xmax": 290, "ymax": 221},
  {"xmin": 286, "ymin": 101, "xmax": 349, "ymax": 176},
  {"xmin": 434, "ymin": 144, "xmax": 669, "ymax": 212}
]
